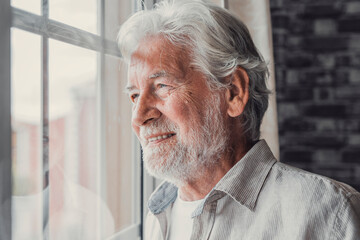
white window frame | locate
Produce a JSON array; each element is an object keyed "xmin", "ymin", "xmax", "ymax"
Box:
[{"xmin": 0, "ymin": 0, "xmax": 162, "ymax": 239}]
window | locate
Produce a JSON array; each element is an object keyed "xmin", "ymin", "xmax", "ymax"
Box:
[
  {"xmin": 2, "ymin": 1, "xmax": 260, "ymax": 240},
  {"xmin": 0, "ymin": 0, "xmax": 157, "ymax": 239}
]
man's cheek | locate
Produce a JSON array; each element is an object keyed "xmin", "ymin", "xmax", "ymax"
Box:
[{"xmin": 132, "ymin": 125, "xmax": 141, "ymax": 139}]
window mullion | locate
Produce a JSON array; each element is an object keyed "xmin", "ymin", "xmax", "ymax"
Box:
[
  {"xmin": 41, "ymin": 1, "xmax": 49, "ymax": 240},
  {"xmin": 0, "ymin": 0, "xmax": 12, "ymax": 238},
  {"xmin": 96, "ymin": 0, "xmax": 106, "ymax": 238},
  {"xmin": 11, "ymin": 7, "xmax": 121, "ymax": 57}
]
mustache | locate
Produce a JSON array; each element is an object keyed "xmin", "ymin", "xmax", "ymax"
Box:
[{"xmin": 140, "ymin": 119, "xmax": 178, "ymax": 139}]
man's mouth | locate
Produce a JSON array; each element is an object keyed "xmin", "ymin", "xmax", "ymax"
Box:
[{"xmin": 147, "ymin": 133, "xmax": 176, "ymax": 143}]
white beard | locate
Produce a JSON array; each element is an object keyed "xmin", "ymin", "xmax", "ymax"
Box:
[{"xmin": 140, "ymin": 93, "xmax": 229, "ymax": 185}]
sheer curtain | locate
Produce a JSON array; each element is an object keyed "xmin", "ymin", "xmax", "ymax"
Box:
[{"xmin": 213, "ymin": 0, "xmax": 279, "ymax": 159}]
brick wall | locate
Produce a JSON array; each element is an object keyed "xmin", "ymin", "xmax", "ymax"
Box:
[{"xmin": 270, "ymin": 0, "xmax": 360, "ymax": 191}]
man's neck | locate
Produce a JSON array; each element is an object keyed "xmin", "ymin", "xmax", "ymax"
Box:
[
  {"xmin": 177, "ymin": 139, "xmax": 252, "ymax": 201},
  {"xmin": 177, "ymin": 164, "xmax": 232, "ymax": 201}
]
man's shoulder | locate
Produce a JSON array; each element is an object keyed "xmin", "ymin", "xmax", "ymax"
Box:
[
  {"xmin": 268, "ymin": 161, "xmax": 359, "ymax": 204},
  {"xmin": 261, "ymin": 162, "xmax": 360, "ymax": 238}
]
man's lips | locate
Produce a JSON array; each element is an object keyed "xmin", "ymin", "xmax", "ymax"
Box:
[{"xmin": 146, "ymin": 133, "xmax": 176, "ymax": 143}]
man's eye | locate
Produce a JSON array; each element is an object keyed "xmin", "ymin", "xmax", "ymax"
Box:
[
  {"xmin": 130, "ymin": 94, "xmax": 139, "ymax": 103},
  {"xmin": 157, "ymin": 83, "xmax": 168, "ymax": 89}
]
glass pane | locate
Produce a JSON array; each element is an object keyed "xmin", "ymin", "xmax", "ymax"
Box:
[
  {"xmin": 104, "ymin": 54, "xmax": 140, "ymax": 233},
  {"xmin": 104, "ymin": 0, "xmax": 133, "ymax": 40},
  {"xmin": 49, "ymin": 0, "xmax": 97, "ymax": 34},
  {"xmin": 11, "ymin": 29, "xmax": 43, "ymax": 240},
  {"xmin": 48, "ymin": 40, "xmax": 139, "ymax": 239},
  {"xmin": 11, "ymin": 0, "xmax": 41, "ymax": 15},
  {"xmin": 103, "ymin": 0, "xmax": 141, "ymax": 234},
  {"xmin": 48, "ymin": 39, "xmax": 109, "ymax": 239},
  {"xmin": 210, "ymin": 0, "xmax": 225, "ymax": 7}
]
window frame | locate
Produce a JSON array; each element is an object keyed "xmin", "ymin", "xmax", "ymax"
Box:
[
  {"xmin": 0, "ymin": 0, "xmax": 12, "ymax": 239},
  {"xmin": 0, "ymin": 0, "xmax": 154, "ymax": 239},
  {"xmin": 1, "ymin": 0, "xmax": 230, "ymax": 239}
]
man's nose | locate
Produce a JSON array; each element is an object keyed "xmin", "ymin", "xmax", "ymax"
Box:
[{"xmin": 132, "ymin": 94, "xmax": 161, "ymax": 127}]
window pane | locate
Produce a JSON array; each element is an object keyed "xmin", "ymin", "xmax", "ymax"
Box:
[
  {"xmin": 102, "ymin": 1, "xmax": 141, "ymax": 234},
  {"xmin": 210, "ymin": 0, "xmax": 225, "ymax": 7},
  {"xmin": 48, "ymin": 39, "xmax": 140, "ymax": 239},
  {"xmin": 104, "ymin": 0, "xmax": 133, "ymax": 40},
  {"xmin": 10, "ymin": 0, "xmax": 140, "ymax": 238},
  {"xmin": 11, "ymin": 0, "xmax": 41, "ymax": 15},
  {"xmin": 11, "ymin": 28, "xmax": 43, "ymax": 240},
  {"xmin": 48, "ymin": 39, "xmax": 111, "ymax": 239},
  {"xmin": 104, "ymin": 54, "xmax": 140, "ymax": 233},
  {"xmin": 49, "ymin": 0, "xmax": 97, "ymax": 34}
]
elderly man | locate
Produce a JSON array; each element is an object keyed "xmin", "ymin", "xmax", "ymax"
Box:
[{"xmin": 118, "ymin": 0, "xmax": 360, "ymax": 239}]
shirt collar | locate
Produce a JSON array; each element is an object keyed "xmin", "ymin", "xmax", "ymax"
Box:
[
  {"xmin": 212, "ymin": 140, "xmax": 277, "ymax": 211},
  {"xmin": 148, "ymin": 181, "xmax": 178, "ymax": 215},
  {"xmin": 148, "ymin": 140, "xmax": 277, "ymax": 215}
]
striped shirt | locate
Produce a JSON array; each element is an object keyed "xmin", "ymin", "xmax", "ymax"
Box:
[{"xmin": 145, "ymin": 140, "xmax": 360, "ymax": 240}]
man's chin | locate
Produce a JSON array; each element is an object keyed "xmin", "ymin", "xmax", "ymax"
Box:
[
  {"xmin": 145, "ymin": 166, "xmax": 181, "ymax": 185},
  {"xmin": 143, "ymin": 156, "xmax": 189, "ymax": 184}
]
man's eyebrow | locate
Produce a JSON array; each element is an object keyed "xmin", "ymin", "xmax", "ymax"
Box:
[
  {"xmin": 124, "ymin": 70, "xmax": 169, "ymax": 93},
  {"xmin": 124, "ymin": 85, "xmax": 136, "ymax": 94},
  {"xmin": 149, "ymin": 70, "xmax": 167, "ymax": 79}
]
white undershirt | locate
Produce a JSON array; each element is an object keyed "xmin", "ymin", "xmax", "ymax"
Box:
[{"xmin": 168, "ymin": 192, "xmax": 203, "ymax": 240}]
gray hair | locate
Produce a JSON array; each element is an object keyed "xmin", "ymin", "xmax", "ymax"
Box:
[{"xmin": 117, "ymin": 0, "xmax": 270, "ymax": 142}]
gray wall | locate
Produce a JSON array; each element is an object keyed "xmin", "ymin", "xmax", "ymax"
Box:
[{"xmin": 271, "ymin": 0, "xmax": 360, "ymax": 191}]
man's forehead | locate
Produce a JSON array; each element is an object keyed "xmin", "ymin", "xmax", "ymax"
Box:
[
  {"xmin": 129, "ymin": 35, "xmax": 190, "ymax": 70},
  {"xmin": 128, "ymin": 56, "xmax": 188, "ymax": 84}
]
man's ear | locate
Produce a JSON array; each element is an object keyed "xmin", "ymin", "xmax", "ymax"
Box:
[{"xmin": 225, "ymin": 67, "xmax": 249, "ymax": 117}]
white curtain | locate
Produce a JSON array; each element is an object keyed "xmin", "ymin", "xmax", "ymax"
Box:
[{"xmin": 213, "ymin": 0, "xmax": 280, "ymax": 159}]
